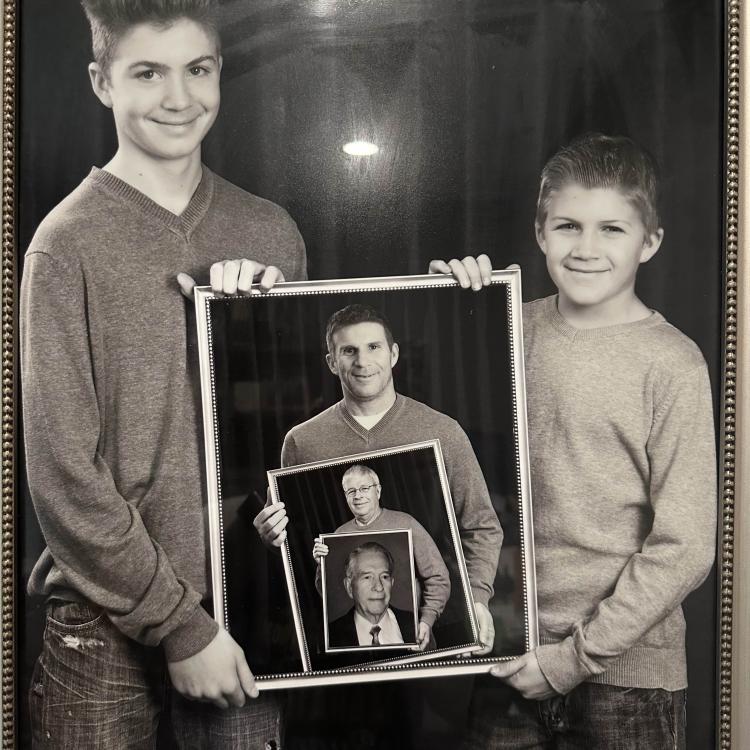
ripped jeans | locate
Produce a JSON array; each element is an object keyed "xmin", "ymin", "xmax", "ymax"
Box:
[
  {"xmin": 461, "ymin": 677, "xmax": 686, "ymax": 750},
  {"xmin": 29, "ymin": 601, "xmax": 282, "ymax": 750}
]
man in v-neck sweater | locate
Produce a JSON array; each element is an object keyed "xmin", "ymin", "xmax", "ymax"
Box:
[
  {"xmin": 20, "ymin": 2, "xmax": 305, "ymax": 747},
  {"xmin": 256, "ymin": 303, "xmax": 504, "ymax": 652}
]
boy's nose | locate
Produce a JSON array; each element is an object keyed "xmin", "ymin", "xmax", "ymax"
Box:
[
  {"xmin": 572, "ymin": 231, "xmax": 599, "ymax": 259},
  {"xmin": 162, "ymin": 77, "xmax": 191, "ymax": 110}
]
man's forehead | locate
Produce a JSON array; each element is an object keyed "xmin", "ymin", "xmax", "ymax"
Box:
[
  {"xmin": 342, "ymin": 469, "xmax": 377, "ymax": 486},
  {"xmin": 354, "ymin": 550, "xmax": 389, "ymax": 570},
  {"xmin": 332, "ymin": 321, "xmax": 388, "ymax": 346}
]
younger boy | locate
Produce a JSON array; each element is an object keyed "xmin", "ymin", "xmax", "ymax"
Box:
[
  {"xmin": 432, "ymin": 133, "xmax": 717, "ymax": 748},
  {"xmin": 21, "ymin": 1, "xmax": 305, "ymax": 747}
]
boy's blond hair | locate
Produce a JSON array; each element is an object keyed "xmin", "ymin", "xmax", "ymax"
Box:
[{"xmin": 536, "ymin": 133, "xmax": 661, "ymax": 238}]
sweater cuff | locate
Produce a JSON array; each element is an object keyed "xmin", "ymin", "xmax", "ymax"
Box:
[
  {"xmin": 162, "ymin": 605, "xmax": 220, "ymax": 663},
  {"xmin": 419, "ymin": 608, "xmax": 438, "ymax": 628},
  {"xmin": 472, "ymin": 586, "xmax": 491, "ymax": 607},
  {"xmin": 535, "ymin": 638, "xmax": 591, "ymax": 695}
]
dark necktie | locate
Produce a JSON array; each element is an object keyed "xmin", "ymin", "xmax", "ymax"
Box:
[{"xmin": 370, "ymin": 625, "xmax": 381, "ymax": 645}]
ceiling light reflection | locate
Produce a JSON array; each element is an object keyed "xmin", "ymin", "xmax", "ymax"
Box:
[{"xmin": 343, "ymin": 141, "xmax": 379, "ymax": 156}]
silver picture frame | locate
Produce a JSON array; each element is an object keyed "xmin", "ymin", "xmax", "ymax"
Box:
[{"xmin": 194, "ymin": 270, "xmax": 538, "ymax": 688}]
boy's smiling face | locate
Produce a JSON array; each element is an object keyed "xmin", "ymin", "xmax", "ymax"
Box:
[
  {"xmin": 90, "ymin": 19, "xmax": 221, "ymax": 165},
  {"xmin": 536, "ymin": 184, "xmax": 663, "ymax": 326}
]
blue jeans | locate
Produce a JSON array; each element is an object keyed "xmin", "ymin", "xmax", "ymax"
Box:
[
  {"xmin": 462, "ymin": 678, "xmax": 686, "ymax": 750},
  {"xmin": 29, "ymin": 601, "xmax": 282, "ymax": 749}
]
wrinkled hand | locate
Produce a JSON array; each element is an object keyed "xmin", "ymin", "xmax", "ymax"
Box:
[
  {"xmin": 177, "ymin": 259, "xmax": 285, "ymax": 300},
  {"xmin": 417, "ymin": 621, "xmax": 432, "ymax": 651},
  {"xmin": 427, "ymin": 254, "xmax": 493, "ymax": 290},
  {"xmin": 253, "ymin": 497, "xmax": 288, "ymax": 548},
  {"xmin": 474, "ymin": 601, "xmax": 495, "ymax": 655},
  {"xmin": 312, "ymin": 537, "xmax": 329, "ymax": 564},
  {"xmin": 490, "ymin": 651, "xmax": 557, "ymax": 701},
  {"xmin": 168, "ymin": 628, "xmax": 258, "ymax": 709}
]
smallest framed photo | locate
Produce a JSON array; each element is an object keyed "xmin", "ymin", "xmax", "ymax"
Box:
[{"xmin": 321, "ymin": 529, "xmax": 420, "ymax": 653}]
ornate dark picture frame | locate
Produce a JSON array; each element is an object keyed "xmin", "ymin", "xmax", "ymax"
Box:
[{"xmin": 2, "ymin": 0, "xmax": 747, "ymax": 747}]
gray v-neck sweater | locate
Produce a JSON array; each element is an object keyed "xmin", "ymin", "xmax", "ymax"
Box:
[
  {"xmin": 21, "ymin": 167, "xmax": 306, "ymax": 661},
  {"xmin": 524, "ymin": 296, "xmax": 717, "ymax": 692}
]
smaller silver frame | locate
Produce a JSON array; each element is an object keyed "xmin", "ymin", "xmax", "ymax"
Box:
[{"xmin": 320, "ymin": 529, "xmax": 420, "ymax": 654}]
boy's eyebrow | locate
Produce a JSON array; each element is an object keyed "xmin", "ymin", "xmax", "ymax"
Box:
[
  {"xmin": 127, "ymin": 55, "xmax": 218, "ymax": 71},
  {"xmin": 549, "ymin": 215, "xmax": 633, "ymax": 226}
]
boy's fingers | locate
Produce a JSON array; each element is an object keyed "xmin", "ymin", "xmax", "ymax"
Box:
[
  {"xmin": 236, "ymin": 653, "xmax": 259, "ymax": 700},
  {"xmin": 460, "ymin": 255, "xmax": 483, "ymax": 290},
  {"xmin": 428, "ymin": 259, "xmax": 452, "ymax": 275},
  {"xmin": 448, "ymin": 258, "xmax": 471, "ymax": 288},
  {"xmin": 259, "ymin": 265, "xmax": 285, "ymax": 292},
  {"xmin": 506, "ymin": 263, "xmax": 521, "ymax": 271},
  {"xmin": 273, "ymin": 529, "xmax": 287, "ymax": 546},
  {"xmin": 210, "ymin": 262, "xmax": 225, "ymax": 293},
  {"xmin": 237, "ymin": 259, "xmax": 261, "ymax": 293},
  {"xmin": 222, "ymin": 260, "xmax": 240, "ymax": 295},
  {"xmin": 176, "ymin": 273, "xmax": 197, "ymax": 301},
  {"xmin": 490, "ymin": 657, "xmax": 526, "ymax": 680},
  {"xmin": 477, "ymin": 254, "xmax": 493, "ymax": 285}
]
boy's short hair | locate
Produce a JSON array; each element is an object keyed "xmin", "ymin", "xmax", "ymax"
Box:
[
  {"xmin": 81, "ymin": 0, "xmax": 220, "ymax": 73},
  {"xmin": 325, "ymin": 304, "xmax": 395, "ymax": 354},
  {"xmin": 536, "ymin": 133, "xmax": 661, "ymax": 237}
]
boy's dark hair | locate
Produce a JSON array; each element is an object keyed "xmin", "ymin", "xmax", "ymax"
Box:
[
  {"xmin": 325, "ymin": 304, "xmax": 395, "ymax": 355},
  {"xmin": 80, "ymin": 0, "xmax": 220, "ymax": 73},
  {"xmin": 536, "ymin": 133, "xmax": 661, "ymax": 237}
]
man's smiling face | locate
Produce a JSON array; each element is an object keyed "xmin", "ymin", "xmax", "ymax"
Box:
[{"xmin": 326, "ymin": 322, "xmax": 399, "ymax": 407}]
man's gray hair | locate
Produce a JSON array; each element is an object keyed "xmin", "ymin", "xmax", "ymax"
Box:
[
  {"xmin": 343, "ymin": 541, "xmax": 394, "ymax": 581},
  {"xmin": 341, "ymin": 463, "xmax": 379, "ymax": 487}
]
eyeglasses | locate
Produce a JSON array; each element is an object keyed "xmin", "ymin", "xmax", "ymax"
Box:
[{"xmin": 344, "ymin": 483, "xmax": 379, "ymax": 499}]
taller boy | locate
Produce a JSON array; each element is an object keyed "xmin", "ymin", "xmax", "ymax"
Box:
[{"xmin": 21, "ymin": 1, "xmax": 305, "ymax": 747}]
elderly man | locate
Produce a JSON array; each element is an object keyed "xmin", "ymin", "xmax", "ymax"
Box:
[
  {"xmin": 313, "ymin": 463, "xmax": 450, "ymax": 650},
  {"xmin": 255, "ymin": 303, "xmax": 502, "ymax": 653},
  {"xmin": 328, "ymin": 542, "xmax": 417, "ymax": 648}
]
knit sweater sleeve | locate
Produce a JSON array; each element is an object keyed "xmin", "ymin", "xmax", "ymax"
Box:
[
  {"xmin": 535, "ymin": 363, "xmax": 717, "ymax": 694},
  {"xmin": 441, "ymin": 423, "xmax": 503, "ymax": 606},
  {"xmin": 21, "ymin": 251, "xmax": 218, "ymax": 661},
  {"xmin": 407, "ymin": 515, "xmax": 451, "ymax": 627}
]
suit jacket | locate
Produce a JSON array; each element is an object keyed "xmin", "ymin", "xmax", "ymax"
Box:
[{"xmin": 327, "ymin": 606, "xmax": 416, "ymax": 648}]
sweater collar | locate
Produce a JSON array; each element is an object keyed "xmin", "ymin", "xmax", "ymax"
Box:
[
  {"xmin": 544, "ymin": 294, "xmax": 665, "ymax": 341},
  {"xmin": 337, "ymin": 394, "xmax": 405, "ymax": 438},
  {"xmin": 87, "ymin": 165, "xmax": 214, "ymax": 237}
]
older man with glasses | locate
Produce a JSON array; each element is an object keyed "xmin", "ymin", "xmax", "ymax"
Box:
[{"xmin": 313, "ymin": 464, "xmax": 450, "ymax": 650}]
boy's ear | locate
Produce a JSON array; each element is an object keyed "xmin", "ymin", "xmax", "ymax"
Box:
[
  {"xmin": 639, "ymin": 227, "xmax": 664, "ymax": 264},
  {"xmin": 88, "ymin": 62, "xmax": 113, "ymax": 109},
  {"xmin": 535, "ymin": 222, "xmax": 547, "ymax": 255}
]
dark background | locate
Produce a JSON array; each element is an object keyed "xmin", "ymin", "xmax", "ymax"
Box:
[{"xmin": 18, "ymin": 0, "xmax": 724, "ymax": 747}]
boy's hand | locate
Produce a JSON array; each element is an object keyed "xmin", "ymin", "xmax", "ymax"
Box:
[
  {"xmin": 417, "ymin": 621, "xmax": 432, "ymax": 651},
  {"xmin": 312, "ymin": 537, "xmax": 329, "ymax": 564},
  {"xmin": 167, "ymin": 628, "xmax": 259, "ymax": 709},
  {"xmin": 474, "ymin": 601, "xmax": 495, "ymax": 654},
  {"xmin": 253, "ymin": 499, "xmax": 288, "ymax": 548},
  {"xmin": 490, "ymin": 651, "xmax": 557, "ymax": 701},
  {"xmin": 177, "ymin": 259, "xmax": 285, "ymax": 300},
  {"xmin": 428, "ymin": 254, "xmax": 493, "ymax": 290}
]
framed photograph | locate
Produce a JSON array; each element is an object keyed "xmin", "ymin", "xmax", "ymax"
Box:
[
  {"xmin": 268, "ymin": 442, "xmax": 483, "ymax": 669},
  {"xmin": 321, "ymin": 529, "xmax": 421, "ymax": 654},
  {"xmin": 2, "ymin": 1, "xmax": 745, "ymax": 748},
  {"xmin": 195, "ymin": 271, "xmax": 537, "ymax": 688}
]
